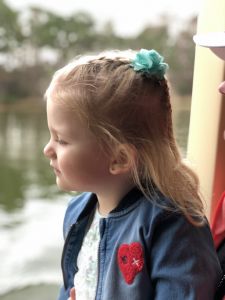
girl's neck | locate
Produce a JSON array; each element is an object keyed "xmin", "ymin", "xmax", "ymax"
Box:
[{"xmin": 96, "ymin": 179, "xmax": 135, "ymax": 216}]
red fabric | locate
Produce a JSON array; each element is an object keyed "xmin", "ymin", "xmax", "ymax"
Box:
[
  {"xmin": 117, "ymin": 242, "xmax": 144, "ymax": 284},
  {"xmin": 211, "ymin": 191, "xmax": 225, "ymax": 248}
]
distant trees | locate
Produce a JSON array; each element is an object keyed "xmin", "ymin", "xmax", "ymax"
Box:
[
  {"xmin": 168, "ymin": 17, "xmax": 197, "ymax": 95},
  {"xmin": 0, "ymin": 0, "xmax": 22, "ymax": 53},
  {"xmin": 0, "ymin": 0, "xmax": 197, "ymax": 103}
]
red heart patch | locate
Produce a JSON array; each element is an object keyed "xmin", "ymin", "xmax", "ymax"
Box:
[{"xmin": 117, "ymin": 242, "xmax": 144, "ymax": 284}]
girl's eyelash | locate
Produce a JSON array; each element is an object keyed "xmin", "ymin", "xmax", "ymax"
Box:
[{"xmin": 55, "ymin": 138, "xmax": 67, "ymax": 145}]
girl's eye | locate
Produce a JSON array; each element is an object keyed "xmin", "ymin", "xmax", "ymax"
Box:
[{"xmin": 56, "ymin": 139, "xmax": 67, "ymax": 145}]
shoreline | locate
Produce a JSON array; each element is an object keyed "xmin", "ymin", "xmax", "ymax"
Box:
[
  {"xmin": 0, "ymin": 98, "xmax": 45, "ymax": 113},
  {"xmin": 0, "ymin": 94, "xmax": 192, "ymax": 113}
]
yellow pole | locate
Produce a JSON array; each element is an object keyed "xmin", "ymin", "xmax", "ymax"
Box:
[{"xmin": 187, "ymin": 0, "xmax": 225, "ymax": 219}]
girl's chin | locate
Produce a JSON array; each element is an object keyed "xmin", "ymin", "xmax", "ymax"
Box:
[
  {"xmin": 56, "ymin": 178, "xmax": 68, "ymax": 191},
  {"xmin": 56, "ymin": 178, "xmax": 76, "ymax": 192},
  {"xmin": 55, "ymin": 177, "xmax": 87, "ymax": 193}
]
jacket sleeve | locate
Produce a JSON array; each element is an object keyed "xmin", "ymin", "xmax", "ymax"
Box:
[{"xmin": 150, "ymin": 212, "xmax": 222, "ymax": 299}]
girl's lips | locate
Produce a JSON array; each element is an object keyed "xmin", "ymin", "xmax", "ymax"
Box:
[
  {"xmin": 53, "ymin": 168, "xmax": 61, "ymax": 175},
  {"xmin": 50, "ymin": 163, "xmax": 61, "ymax": 174}
]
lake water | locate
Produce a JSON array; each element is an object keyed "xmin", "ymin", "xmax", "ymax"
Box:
[{"xmin": 0, "ymin": 103, "xmax": 190, "ymax": 300}]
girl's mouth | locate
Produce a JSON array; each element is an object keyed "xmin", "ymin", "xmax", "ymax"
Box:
[
  {"xmin": 50, "ymin": 163, "xmax": 61, "ymax": 175},
  {"xmin": 53, "ymin": 167, "xmax": 61, "ymax": 175}
]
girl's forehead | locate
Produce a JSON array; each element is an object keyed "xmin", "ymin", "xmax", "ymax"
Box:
[
  {"xmin": 47, "ymin": 105, "xmax": 90, "ymax": 140},
  {"xmin": 47, "ymin": 96, "xmax": 77, "ymax": 119},
  {"xmin": 47, "ymin": 97, "xmax": 88, "ymax": 130}
]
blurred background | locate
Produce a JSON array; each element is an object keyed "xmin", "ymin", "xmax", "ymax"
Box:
[{"xmin": 0, "ymin": 0, "xmax": 202, "ymax": 299}]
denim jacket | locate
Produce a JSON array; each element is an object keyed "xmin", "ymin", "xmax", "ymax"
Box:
[{"xmin": 57, "ymin": 188, "xmax": 222, "ymax": 300}]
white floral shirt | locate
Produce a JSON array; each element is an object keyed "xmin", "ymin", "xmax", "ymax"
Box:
[{"xmin": 74, "ymin": 207, "xmax": 104, "ymax": 300}]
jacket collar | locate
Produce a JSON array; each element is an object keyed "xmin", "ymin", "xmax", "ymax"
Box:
[
  {"xmin": 110, "ymin": 187, "xmax": 143, "ymax": 214},
  {"xmin": 77, "ymin": 187, "xmax": 144, "ymax": 221}
]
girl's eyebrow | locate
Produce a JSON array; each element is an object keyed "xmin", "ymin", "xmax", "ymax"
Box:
[
  {"xmin": 48, "ymin": 126, "xmax": 73, "ymax": 140},
  {"xmin": 48, "ymin": 126, "xmax": 64, "ymax": 137},
  {"xmin": 47, "ymin": 123, "xmax": 62, "ymax": 134},
  {"xmin": 47, "ymin": 126, "xmax": 56, "ymax": 134}
]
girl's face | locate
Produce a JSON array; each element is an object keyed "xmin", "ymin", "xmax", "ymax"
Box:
[{"xmin": 43, "ymin": 97, "xmax": 111, "ymax": 193}]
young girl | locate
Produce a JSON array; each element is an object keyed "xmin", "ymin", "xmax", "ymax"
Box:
[{"xmin": 43, "ymin": 49, "xmax": 222, "ymax": 300}]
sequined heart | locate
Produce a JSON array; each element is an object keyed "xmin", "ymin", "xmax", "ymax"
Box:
[{"xmin": 117, "ymin": 242, "xmax": 144, "ymax": 284}]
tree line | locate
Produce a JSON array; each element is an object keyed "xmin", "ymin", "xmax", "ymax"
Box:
[{"xmin": 0, "ymin": 0, "xmax": 197, "ymax": 103}]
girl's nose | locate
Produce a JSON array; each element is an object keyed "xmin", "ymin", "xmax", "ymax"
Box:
[{"xmin": 43, "ymin": 141, "xmax": 56, "ymax": 159}]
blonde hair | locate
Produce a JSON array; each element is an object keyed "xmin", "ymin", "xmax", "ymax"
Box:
[{"xmin": 45, "ymin": 50, "xmax": 205, "ymax": 226}]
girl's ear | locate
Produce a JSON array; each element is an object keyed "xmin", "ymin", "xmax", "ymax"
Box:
[{"xmin": 109, "ymin": 144, "xmax": 136, "ymax": 175}]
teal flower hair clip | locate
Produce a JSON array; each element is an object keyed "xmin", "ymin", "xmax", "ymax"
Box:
[{"xmin": 130, "ymin": 49, "xmax": 168, "ymax": 79}]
